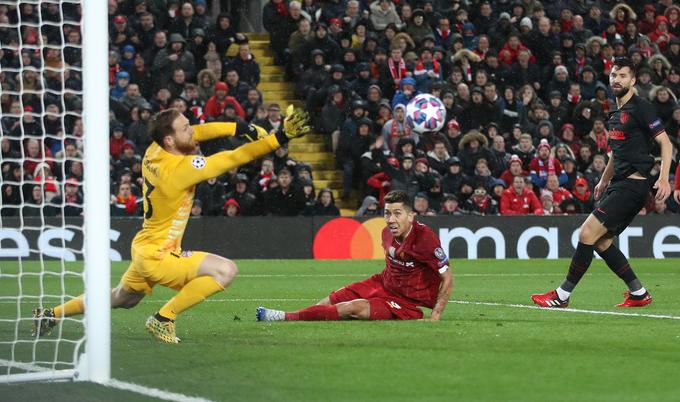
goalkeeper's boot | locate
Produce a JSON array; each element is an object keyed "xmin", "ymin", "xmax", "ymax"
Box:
[
  {"xmin": 531, "ymin": 290, "xmax": 569, "ymax": 308},
  {"xmin": 32, "ymin": 308, "xmax": 57, "ymax": 337},
  {"xmin": 616, "ymin": 290, "xmax": 652, "ymax": 308},
  {"xmin": 256, "ymin": 307, "xmax": 285, "ymax": 321},
  {"xmin": 145, "ymin": 315, "xmax": 181, "ymax": 344}
]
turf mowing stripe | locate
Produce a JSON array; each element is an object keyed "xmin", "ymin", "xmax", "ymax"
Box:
[
  {"xmin": 107, "ymin": 378, "xmax": 213, "ymax": 402},
  {"xmin": 450, "ymin": 300, "xmax": 680, "ymax": 320}
]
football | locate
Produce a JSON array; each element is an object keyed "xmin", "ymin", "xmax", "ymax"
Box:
[{"xmin": 405, "ymin": 94, "xmax": 446, "ymax": 134}]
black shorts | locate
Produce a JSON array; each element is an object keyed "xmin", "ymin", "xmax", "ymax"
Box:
[{"xmin": 592, "ymin": 178, "xmax": 651, "ymax": 236}]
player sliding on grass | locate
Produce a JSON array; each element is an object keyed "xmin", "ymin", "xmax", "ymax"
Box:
[
  {"xmin": 532, "ymin": 57, "xmax": 673, "ymax": 309},
  {"xmin": 33, "ymin": 106, "xmax": 310, "ymax": 343},
  {"xmin": 257, "ymin": 190, "xmax": 454, "ymax": 322}
]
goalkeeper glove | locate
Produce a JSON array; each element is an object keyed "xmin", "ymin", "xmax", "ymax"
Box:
[
  {"xmin": 235, "ymin": 121, "xmax": 269, "ymax": 142},
  {"xmin": 275, "ymin": 105, "xmax": 311, "ymax": 144}
]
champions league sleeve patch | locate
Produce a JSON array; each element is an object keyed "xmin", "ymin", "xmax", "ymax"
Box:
[
  {"xmin": 191, "ymin": 156, "xmax": 206, "ymax": 169},
  {"xmin": 435, "ymin": 247, "xmax": 448, "ymax": 263},
  {"xmin": 649, "ymin": 118, "xmax": 663, "ymax": 134}
]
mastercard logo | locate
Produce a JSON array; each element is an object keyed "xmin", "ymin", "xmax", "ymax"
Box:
[{"xmin": 313, "ymin": 217, "xmax": 385, "ymax": 259}]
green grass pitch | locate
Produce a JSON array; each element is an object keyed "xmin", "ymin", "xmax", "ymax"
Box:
[{"xmin": 1, "ymin": 259, "xmax": 680, "ymax": 402}]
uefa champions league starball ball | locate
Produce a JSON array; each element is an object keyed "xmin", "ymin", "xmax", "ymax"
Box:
[{"xmin": 405, "ymin": 94, "xmax": 446, "ymax": 134}]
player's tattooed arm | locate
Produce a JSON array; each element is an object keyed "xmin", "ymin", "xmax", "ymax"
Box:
[{"xmin": 430, "ymin": 269, "xmax": 453, "ymax": 321}]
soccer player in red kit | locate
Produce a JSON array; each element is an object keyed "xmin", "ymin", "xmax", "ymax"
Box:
[{"xmin": 256, "ymin": 190, "xmax": 454, "ymax": 321}]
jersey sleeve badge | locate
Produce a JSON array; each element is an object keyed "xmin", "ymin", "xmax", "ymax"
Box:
[{"xmin": 191, "ymin": 156, "xmax": 206, "ymax": 169}]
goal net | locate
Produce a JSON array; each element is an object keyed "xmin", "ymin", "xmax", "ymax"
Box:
[{"xmin": 0, "ymin": 0, "xmax": 110, "ymax": 383}]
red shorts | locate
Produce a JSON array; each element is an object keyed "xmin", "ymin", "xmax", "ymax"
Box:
[{"xmin": 328, "ymin": 274, "xmax": 423, "ymax": 320}]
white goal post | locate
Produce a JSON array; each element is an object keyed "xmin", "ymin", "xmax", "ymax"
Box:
[{"xmin": 0, "ymin": 0, "xmax": 110, "ymax": 384}]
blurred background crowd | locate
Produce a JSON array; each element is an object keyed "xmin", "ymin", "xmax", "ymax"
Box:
[{"xmin": 1, "ymin": 0, "xmax": 679, "ymax": 218}]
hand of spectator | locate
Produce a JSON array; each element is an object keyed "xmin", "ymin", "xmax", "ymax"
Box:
[
  {"xmin": 594, "ymin": 181, "xmax": 607, "ymax": 200},
  {"xmin": 371, "ymin": 135, "xmax": 384, "ymax": 150},
  {"xmin": 110, "ymin": 194, "xmax": 117, "ymax": 204},
  {"xmin": 344, "ymin": 16, "xmax": 351, "ymax": 23},
  {"xmin": 654, "ymin": 178, "xmax": 671, "ymax": 202},
  {"xmin": 382, "ymin": 181, "xmax": 391, "ymax": 188},
  {"xmin": 168, "ymin": 53, "xmax": 179, "ymax": 61},
  {"xmin": 674, "ymin": 189, "xmax": 680, "ymax": 204},
  {"xmin": 286, "ymin": 160, "xmax": 297, "ymax": 166},
  {"xmin": 236, "ymin": 33, "xmax": 246, "ymax": 42},
  {"xmin": 116, "ymin": 33, "xmax": 127, "ymax": 43},
  {"xmin": 324, "ymin": 65, "xmax": 331, "ymax": 72}
]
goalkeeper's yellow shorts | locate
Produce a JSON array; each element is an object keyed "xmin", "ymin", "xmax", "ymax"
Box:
[{"xmin": 120, "ymin": 246, "xmax": 209, "ymax": 295}]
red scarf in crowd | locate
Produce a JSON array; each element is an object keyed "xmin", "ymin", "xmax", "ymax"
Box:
[
  {"xmin": 537, "ymin": 157, "xmax": 556, "ymax": 177},
  {"xmin": 117, "ymin": 195, "xmax": 138, "ymax": 215},
  {"xmin": 275, "ymin": 1, "xmax": 288, "ymax": 17},
  {"xmin": 573, "ymin": 188, "xmax": 591, "ymax": 202},
  {"xmin": 388, "ymin": 57, "xmax": 406, "ymax": 84},
  {"xmin": 473, "ymin": 195, "xmax": 490, "ymax": 211},
  {"xmin": 594, "ymin": 130, "xmax": 608, "ymax": 153},
  {"xmin": 389, "ymin": 117, "xmax": 410, "ymax": 150}
]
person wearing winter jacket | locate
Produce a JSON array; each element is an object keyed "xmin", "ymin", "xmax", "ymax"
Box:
[{"xmin": 500, "ymin": 175, "xmax": 543, "ymax": 215}]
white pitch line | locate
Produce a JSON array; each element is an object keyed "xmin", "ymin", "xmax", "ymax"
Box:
[
  {"xmin": 106, "ymin": 379, "xmax": 213, "ymax": 402},
  {"xmin": 237, "ymin": 273, "xmax": 676, "ymax": 278},
  {"xmin": 450, "ymin": 300, "xmax": 680, "ymax": 320}
]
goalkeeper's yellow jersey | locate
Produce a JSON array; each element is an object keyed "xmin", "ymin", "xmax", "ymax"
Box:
[{"xmin": 131, "ymin": 122, "xmax": 281, "ymax": 258}]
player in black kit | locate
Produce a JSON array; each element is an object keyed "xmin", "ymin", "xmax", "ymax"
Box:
[{"xmin": 532, "ymin": 57, "xmax": 673, "ymax": 308}]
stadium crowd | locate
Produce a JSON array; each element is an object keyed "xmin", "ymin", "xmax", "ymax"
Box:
[{"xmin": 1, "ymin": 0, "xmax": 679, "ymax": 218}]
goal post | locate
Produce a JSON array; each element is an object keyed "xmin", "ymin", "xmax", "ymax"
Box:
[
  {"xmin": 0, "ymin": 0, "xmax": 110, "ymax": 384},
  {"xmin": 81, "ymin": 0, "xmax": 111, "ymax": 384}
]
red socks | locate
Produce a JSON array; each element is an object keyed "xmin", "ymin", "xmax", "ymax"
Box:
[{"xmin": 285, "ymin": 305, "xmax": 340, "ymax": 321}]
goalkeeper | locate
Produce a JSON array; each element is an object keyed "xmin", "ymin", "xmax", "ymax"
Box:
[{"xmin": 33, "ymin": 106, "xmax": 310, "ymax": 343}]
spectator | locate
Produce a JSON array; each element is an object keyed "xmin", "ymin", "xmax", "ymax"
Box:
[
  {"xmin": 204, "ymin": 81, "xmax": 245, "ymax": 120},
  {"xmin": 224, "ymin": 69, "xmax": 251, "ymax": 105},
  {"xmin": 264, "ymin": 168, "xmax": 305, "ymax": 216},
  {"xmin": 111, "ymin": 181, "xmax": 141, "ymax": 216},
  {"xmin": 378, "ymin": 151, "xmax": 423, "ymax": 198},
  {"xmin": 226, "ymin": 43, "xmax": 261, "ymax": 88},
  {"xmin": 356, "ymin": 195, "xmax": 381, "ymax": 216},
  {"xmin": 223, "ymin": 198, "xmax": 241, "ymax": 217},
  {"xmin": 370, "ymin": 0, "xmax": 401, "ymax": 32},
  {"xmin": 500, "ymin": 175, "xmax": 543, "ymax": 215},
  {"xmin": 207, "ymin": 14, "xmax": 239, "ymax": 56},
  {"xmin": 543, "ymin": 173, "xmax": 572, "ymax": 206},
  {"xmin": 337, "ymin": 118, "xmax": 379, "ymax": 199},
  {"xmin": 539, "ymin": 191, "xmax": 559, "ymax": 214},
  {"xmin": 499, "ymin": 154, "xmax": 525, "ymax": 187},
  {"xmin": 194, "ymin": 177, "xmax": 226, "ymax": 216},
  {"xmin": 111, "ymin": 71, "xmax": 130, "ymax": 100},
  {"xmin": 263, "ymin": 0, "xmax": 296, "ymax": 65},
  {"xmin": 570, "ymin": 177, "xmax": 594, "ymax": 213},
  {"xmin": 152, "ymin": 33, "xmax": 196, "ymax": 84},
  {"xmin": 464, "ymin": 184, "xmax": 499, "ymax": 216},
  {"xmin": 307, "ymin": 188, "xmax": 341, "ymax": 216},
  {"xmin": 169, "ymin": 2, "xmax": 202, "ymax": 42},
  {"xmin": 413, "ymin": 192, "xmax": 436, "ymax": 216},
  {"xmin": 529, "ymin": 139, "xmax": 567, "ymax": 188},
  {"xmin": 457, "ymin": 130, "xmax": 496, "ymax": 176},
  {"xmin": 50, "ymin": 178, "xmax": 83, "ymax": 217},
  {"xmin": 253, "ymin": 103, "xmax": 284, "ymax": 137},
  {"xmin": 224, "ymin": 174, "xmax": 257, "ymax": 216},
  {"xmin": 440, "ymin": 193, "xmax": 464, "ymax": 215}
]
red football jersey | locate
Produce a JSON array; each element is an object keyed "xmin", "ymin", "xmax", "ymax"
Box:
[{"xmin": 380, "ymin": 221, "xmax": 449, "ymax": 308}]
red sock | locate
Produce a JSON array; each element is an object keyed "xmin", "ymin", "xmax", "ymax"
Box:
[{"xmin": 285, "ymin": 305, "xmax": 340, "ymax": 321}]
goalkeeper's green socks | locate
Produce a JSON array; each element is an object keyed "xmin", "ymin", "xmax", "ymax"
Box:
[{"xmin": 158, "ymin": 276, "xmax": 224, "ymax": 321}]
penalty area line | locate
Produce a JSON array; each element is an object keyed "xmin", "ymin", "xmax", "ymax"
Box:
[
  {"xmin": 106, "ymin": 378, "xmax": 213, "ymax": 402},
  {"xmin": 450, "ymin": 300, "xmax": 680, "ymax": 320}
]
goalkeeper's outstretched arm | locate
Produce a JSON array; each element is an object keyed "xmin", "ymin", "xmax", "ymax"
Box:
[
  {"xmin": 172, "ymin": 134, "xmax": 284, "ymax": 189},
  {"xmin": 191, "ymin": 121, "xmax": 268, "ymax": 142}
]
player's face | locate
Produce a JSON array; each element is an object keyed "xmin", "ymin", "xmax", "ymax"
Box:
[
  {"xmin": 384, "ymin": 202, "xmax": 415, "ymax": 238},
  {"xmin": 609, "ymin": 66, "xmax": 635, "ymax": 98},
  {"xmin": 170, "ymin": 114, "xmax": 196, "ymax": 154}
]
